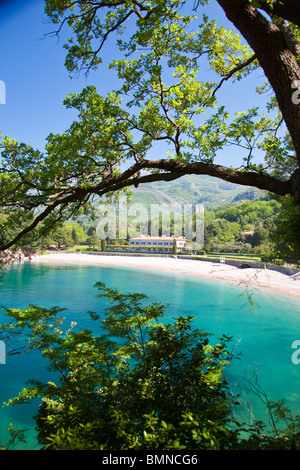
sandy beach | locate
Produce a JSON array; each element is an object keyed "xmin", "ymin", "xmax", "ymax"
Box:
[{"xmin": 31, "ymin": 253, "xmax": 300, "ymax": 300}]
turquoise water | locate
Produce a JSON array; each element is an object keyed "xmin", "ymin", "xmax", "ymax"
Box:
[{"xmin": 0, "ymin": 260, "xmax": 300, "ymax": 449}]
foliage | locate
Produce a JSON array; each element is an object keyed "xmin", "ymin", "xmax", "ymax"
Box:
[
  {"xmin": 201, "ymin": 198, "xmax": 279, "ymax": 254},
  {"xmin": 213, "ymin": 199, "xmax": 280, "ymax": 227},
  {"xmin": 0, "ymin": 282, "xmax": 300, "ymax": 450},
  {"xmin": 0, "ymin": 424, "xmax": 28, "ymax": 450},
  {"xmin": 87, "ymin": 227, "xmax": 101, "ymax": 249},
  {"xmin": 272, "ymin": 195, "xmax": 300, "ymax": 262},
  {"xmin": 0, "ymin": 215, "xmax": 88, "ymax": 252}
]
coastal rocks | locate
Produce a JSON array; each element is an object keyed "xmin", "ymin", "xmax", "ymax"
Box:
[{"xmin": 10, "ymin": 249, "xmax": 40, "ymax": 263}]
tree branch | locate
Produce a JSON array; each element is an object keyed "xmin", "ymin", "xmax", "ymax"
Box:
[
  {"xmin": 257, "ymin": 0, "xmax": 300, "ymax": 28},
  {"xmin": 212, "ymin": 53, "xmax": 257, "ymax": 96}
]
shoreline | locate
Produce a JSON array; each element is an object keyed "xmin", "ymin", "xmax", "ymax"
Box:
[{"xmin": 30, "ymin": 252, "xmax": 300, "ymax": 300}]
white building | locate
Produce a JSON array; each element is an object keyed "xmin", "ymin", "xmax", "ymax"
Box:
[{"xmin": 129, "ymin": 236, "xmax": 187, "ymax": 251}]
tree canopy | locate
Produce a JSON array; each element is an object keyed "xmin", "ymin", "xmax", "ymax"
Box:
[{"xmin": 1, "ymin": 0, "xmax": 300, "ymax": 251}]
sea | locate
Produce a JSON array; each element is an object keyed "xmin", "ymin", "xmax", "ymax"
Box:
[{"xmin": 0, "ymin": 259, "xmax": 299, "ymax": 449}]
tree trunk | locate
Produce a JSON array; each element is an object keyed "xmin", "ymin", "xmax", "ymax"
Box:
[{"xmin": 217, "ymin": 0, "xmax": 300, "ymax": 201}]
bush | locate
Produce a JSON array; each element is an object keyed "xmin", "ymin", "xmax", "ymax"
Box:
[
  {"xmin": 2, "ymin": 283, "xmax": 300, "ymax": 450},
  {"xmin": 272, "ymin": 258, "xmax": 285, "ymax": 266},
  {"xmin": 260, "ymin": 252, "xmax": 275, "ymax": 263}
]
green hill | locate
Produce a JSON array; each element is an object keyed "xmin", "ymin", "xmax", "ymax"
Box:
[{"xmin": 129, "ymin": 175, "xmax": 264, "ymax": 209}]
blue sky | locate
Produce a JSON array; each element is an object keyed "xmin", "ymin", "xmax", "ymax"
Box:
[
  {"xmin": 0, "ymin": 1, "xmax": 270, "ymax": 166},
  {"xmin": 0, "ymin": 0, "xmax": 119, "ymax": 151}
]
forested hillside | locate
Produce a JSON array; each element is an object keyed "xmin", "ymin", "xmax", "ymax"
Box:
[{"xmin": 129, "ymin": 175, "xmax": 263, "ymax": 209}]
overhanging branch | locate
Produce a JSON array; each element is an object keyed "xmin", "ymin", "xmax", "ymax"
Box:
[{"xmin": 0, "ymin": 157, "xmax": 293, "ymax": 252}]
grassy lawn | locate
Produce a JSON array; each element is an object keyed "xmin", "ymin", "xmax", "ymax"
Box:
[
  {"xmin": 204, "ymin": 253, "xmax": 261, "ymax": 262},
  {"xmin": 50, "ymin": 246, "xmax": 300, "ymax": 268},
  {"xmin": 65, "ymin": 246, "xmax": 262, "ymax": 263},
  {"xmin": 65, "ymin": 245, "xmax": 92, "ymax": 252}
]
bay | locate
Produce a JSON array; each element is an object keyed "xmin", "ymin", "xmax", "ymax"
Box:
[{"xmin": 0, "ymin": 260, "xmax": 299, "ymax": 449}]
